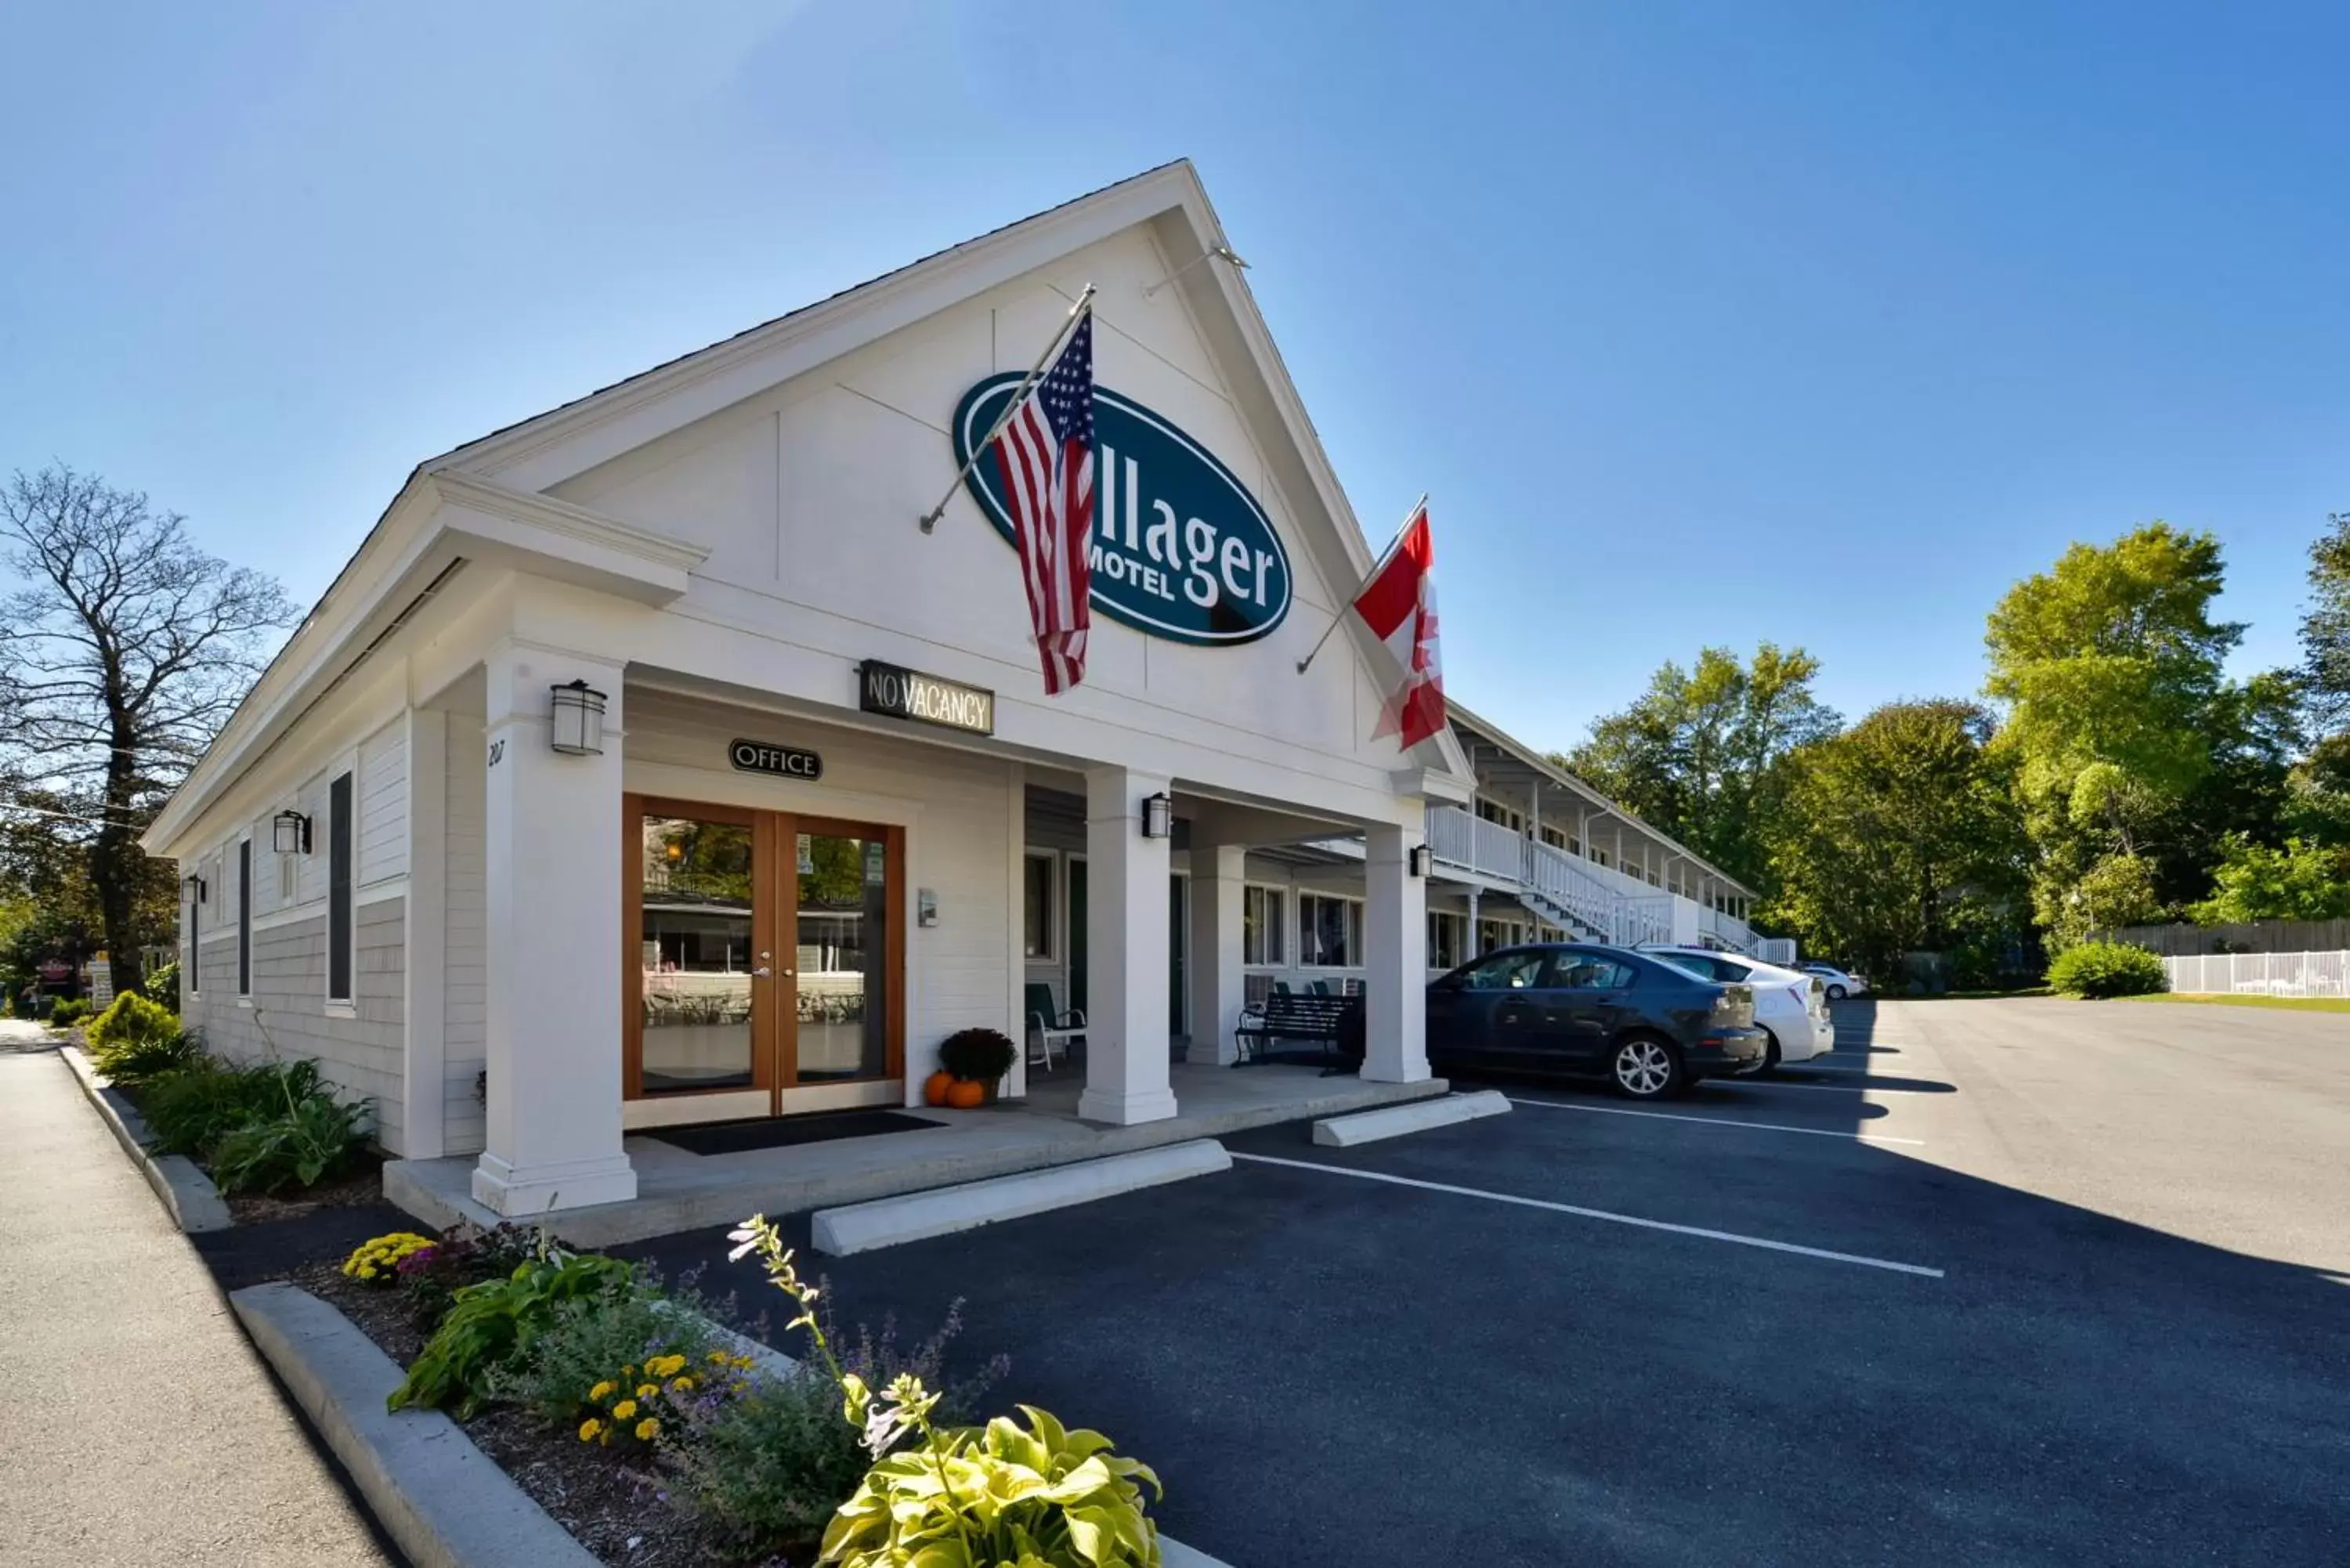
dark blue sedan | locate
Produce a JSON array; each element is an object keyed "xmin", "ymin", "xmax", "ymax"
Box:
[{"xmin": 1426, "ymin": 944, "xmax": 1767, "ymax": 1098}]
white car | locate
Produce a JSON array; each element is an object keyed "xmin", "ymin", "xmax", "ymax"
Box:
[
  {"xmin": 1646, "ymin": 946, "xmax": 1832, "ymax": 1069},
  {"xmin": 1800, "ymin": 963, "xmax": 1869, "ymax": 1001}
]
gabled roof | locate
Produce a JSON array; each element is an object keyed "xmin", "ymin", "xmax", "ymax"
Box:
[{"xmin": 146, "ymin": 161, "xmax": 1476, "ymax": 851}]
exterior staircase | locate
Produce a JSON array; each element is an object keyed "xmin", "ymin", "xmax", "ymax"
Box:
[{"xmin": 1426, "ymin": 804, "xmax": 1708, "ymax": 951}]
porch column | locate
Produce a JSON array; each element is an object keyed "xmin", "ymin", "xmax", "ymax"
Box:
[
  {"xmin": 1466, "ymin": 885, "xmax": 1482, "ymax": 957},
  {"xmin": 1362, "ymin": 823, "xmax": 1430, "ymax": 1085},
  {"xmin": 472, "ymin": 645, "xmax": 637, "ymax": 1216},
  {"xmin": 1186, "ymin": 844, "xmax": 1246, "ymax": 1066},
  {"xmin": 1079, "ymin": 766, "xmax": 1178, "ymax": 1125}
]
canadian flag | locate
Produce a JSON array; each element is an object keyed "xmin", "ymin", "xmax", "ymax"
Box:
[{"xmin": 1352, "ymin": 504, "xmax": 1445, "ymax": 750}]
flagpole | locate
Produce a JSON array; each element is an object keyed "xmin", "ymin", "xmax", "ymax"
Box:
[
  {"xmin": 918, "ymin": 284, "xmax": 1098, "ymax": 533},
  {"xmin": 1295, "ymin": 493, "xmax": 1428, "ymax": 674}
]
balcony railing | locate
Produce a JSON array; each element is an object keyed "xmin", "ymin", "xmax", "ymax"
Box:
[{"xmin": 1427, "ymin": 804, "xmax": 1691, "ymax": 948}]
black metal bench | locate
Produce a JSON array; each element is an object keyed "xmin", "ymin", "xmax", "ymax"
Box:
[{"xmin": 1233, "ymin": 992, "xmax": 1365, "ymax": 1074}]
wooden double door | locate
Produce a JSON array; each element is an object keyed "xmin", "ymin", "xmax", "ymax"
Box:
[{"xmin": 624, "ymin": 796, "xmax": 905, "ymax": 1122}]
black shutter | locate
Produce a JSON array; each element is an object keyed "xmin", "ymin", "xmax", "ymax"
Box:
[
  {"xmin": 237, "ymin": 840, "xmax": 252, "ymax": 995},
  {"xmin": 329, "ymin": 773, "xmax": 353, "ymax": 1001}
]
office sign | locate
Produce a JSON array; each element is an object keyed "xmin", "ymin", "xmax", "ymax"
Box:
[
  {"xmin": 728, "ymin": 739, "xmax": 823, "ymax": 781},
  {"xmin": 951, "ymin": 377, "xmax": 1292, "ymax": 645},
  {"xmin": 859, "ymin": 660, "xmax": 995, "ymax": 735}
]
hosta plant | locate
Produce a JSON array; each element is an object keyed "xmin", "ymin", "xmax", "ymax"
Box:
[{"xmin": 728, "ymin": 1215, "xmax": 1164, "ymax": 1568}]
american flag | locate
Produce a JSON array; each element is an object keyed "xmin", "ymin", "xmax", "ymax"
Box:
[{"xmin": 991, "ymin": 309, "xmax": 1095, "ymax": 694}]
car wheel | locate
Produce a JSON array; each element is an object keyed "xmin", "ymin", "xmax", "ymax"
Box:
[
  {"xmin": 1610, "ymin": 1035, "xmax": 1685, "ymax": 1100},
  {"xmin": 1761, "ymin": 1030, "xmax": 1782, "ymax": 1073},
  {"xmin": 1827, "ymin": 984, "xmax": 1846, "ymax": 1001}
]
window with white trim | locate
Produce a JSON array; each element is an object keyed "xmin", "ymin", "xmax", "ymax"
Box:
[
  {"xmin": 1242, "ymin": 886, "xmax": 1285, "ymax": 966},
  {"xmin": 1426, "ymin": 910, "xmax": 1466, "ymax": 971},
  {"xmin": 328, "ymin": 771, "xmax": 353, "ymax": 1003},
  {"xmin": 237, "ymin": 838, "xmax": 252, "ymax": 996},
  {"xmin": 1298, "ymin": 893, "xmax": 1359, "ymax": 968},
  {"xmin": 1022, "ymin": 853, "xmax": 1055, "ymax": 960}
]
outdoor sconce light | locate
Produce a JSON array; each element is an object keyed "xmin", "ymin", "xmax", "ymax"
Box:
[
  {"xmin": 1141, "ymin": 792, "xmax": 1173, "ymax": 840},
  {"xmin": 272, "ymin": 809, "xmax": 311, "ymax": 855},
  {"xmin": 1408, "ymin": 844, "xmax": 1433, "ymax": 878},
  {"xmin": 183, "ymin": 874, "xmax": 207, "ymax": 903},
  {"xmin": 548, "ymin": 679, "xmax": 608, "ymax": 756}
]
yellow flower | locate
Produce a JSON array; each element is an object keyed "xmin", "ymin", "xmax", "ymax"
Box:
[
  {"xmin": 621, "ymin": 1364, "xmax": 635, "ymax": 1378},
  {"xmin": 577, "ymin": 1418, "xmax": 602, "ymax": 1442},
  {"xmin": 707, "ymin": 1349, "xmax": 729, "ymax": 1365},
  {"xmin": 635, "ymin": 1382, "xmax": 659, "ymax": 1401},
  {"xmin": 669, "ymin": 1376, "xmax": 694, "ymax": 1394},
  {"xmin": 588, "ymin": 1381, "xmax": 616, "ymax": 1402},
  {"xmin": 611, "ymin": 1400, "xmax": 637, "ymax": 1422},
  {"xmin": 634, "ymin": 1417, "xmax": 659, "ymax": 1442}
]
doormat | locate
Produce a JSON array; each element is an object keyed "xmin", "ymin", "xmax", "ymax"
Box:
[{"xmin": 645, "ymin": 1109, "xmax": 945, "ymax": 1158}]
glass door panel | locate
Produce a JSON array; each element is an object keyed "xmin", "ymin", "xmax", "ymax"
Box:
[
  {"xmin": 638, "ymin": 814, "xmax": 758, "ymax": 1094},
  {"xmin": 791, "ymin": 829, "xmax": 890, "ymax": 1083}
]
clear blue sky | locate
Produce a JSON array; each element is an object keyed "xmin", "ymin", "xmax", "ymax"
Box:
[{"xmin": 5, "ymin": 2, "xmax": 2344, "ymax": 752}]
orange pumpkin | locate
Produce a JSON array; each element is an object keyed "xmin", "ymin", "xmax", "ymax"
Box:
[
  {"xmin": 945, "ymin": 1078, "xmax": 987, "ymax": 1110},
  {"xmin": 923, "ymin": 1070, "xmax": 955, "ymax": 1107}
]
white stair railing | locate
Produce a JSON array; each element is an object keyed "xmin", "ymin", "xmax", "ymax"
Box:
[{"xmin": 1426, "ymin": 804, "xmax": 1698, "ymax": 950}]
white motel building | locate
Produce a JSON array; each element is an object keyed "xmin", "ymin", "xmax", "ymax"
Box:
[{"xmin": 147, "ymin": 162, "xmax": 1762, "ymax": 1226}]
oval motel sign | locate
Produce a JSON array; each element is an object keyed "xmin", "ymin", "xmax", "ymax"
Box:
[{"xmin": 953, "ymin": 376, "xmax": 1292, "ymax": 646}]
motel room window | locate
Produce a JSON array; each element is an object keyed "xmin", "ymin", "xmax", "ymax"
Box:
[
  {"xmin": 1539, "ymin": 826, "xmax": 1567, "ymax": 851},
  {"xmin": 237, "ymin": 839, "xmax": 252, "ymax": 996},
  {"xmin": 1298, "ymin": 894, "xmax": 1358, "ymax": 969},
  {"xmin": 1475, "ymin": 798, "xmax": 1521, "ymax": 833},
  {"xmin": 327, "ymin": 771, "xmax": 353, "ymax": 1003},
  {"xmin": 1426, "ymin": 910, "xmax": 1466, "ymax": 972},
  {"xmin": 1242, "ymin": 886, "xmax": 1285, "ymax": 966},
  {"xmin": 1477, "ymin": 917, "xmax": 1519, "ymax": 956},
  {"xmin": 1022, "ymin": 854, "xmax": 1055, "ymax": 960}
]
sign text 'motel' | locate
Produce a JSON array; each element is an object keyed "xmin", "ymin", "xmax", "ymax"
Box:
[
  {"xmin": 729, "ymin": 739, "xmax": 823, "ymax": 780},
  {"xmin": 952, "ymin": 377, "xmax": 1292, "ymax": 646},
  {"xmin": 859, "ymin": 661, "xmax": 996, "ymax": 736}
]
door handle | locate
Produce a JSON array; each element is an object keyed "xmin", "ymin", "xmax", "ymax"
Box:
[{"xmin": 752, "ymin": 966, "xmax": 773, "ymax": 978}]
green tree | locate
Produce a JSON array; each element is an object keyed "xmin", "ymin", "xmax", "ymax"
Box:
[
  {"xmin": 2302, "ymin": 511, "xmax": 2350, "ymax": 732},
  {"xmin": 1983, "ymin": 522, "xmax": 2271, "ymax": 936},
  {"xmin": 1763, "ymin": 699, "xmax": 2027, "ymax": 981},
  {"xmin": 1564, "ymin": 643, "xmax": 1840, "ymax": 894},
  {"xmin": 2185, "ymin": 836, "xmax": 2350, "ymax": 924}
]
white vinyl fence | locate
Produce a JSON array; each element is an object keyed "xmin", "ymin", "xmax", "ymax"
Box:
[{"xmin": 2160, "ymin": 950, "xmax": 2350, "ymax": 999}]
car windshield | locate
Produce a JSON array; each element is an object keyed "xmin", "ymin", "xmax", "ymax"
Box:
[{"xmin": 1650, "ymin": 955, "xmax": 1722, "ymax": 982}]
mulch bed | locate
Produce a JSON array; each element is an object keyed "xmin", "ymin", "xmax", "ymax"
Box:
[
  {"xmin": 224, "ymin": 1153, "xmax": 389, "ymax": 1223},
  {"xmin": 300, "ymin": 1263, "xmax": 771, "ymax": 1568}
]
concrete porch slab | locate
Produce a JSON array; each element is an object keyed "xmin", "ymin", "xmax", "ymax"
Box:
[{"xmin": 384, "ymin": 1064, "xmax": 1445, "ymax": 1248}]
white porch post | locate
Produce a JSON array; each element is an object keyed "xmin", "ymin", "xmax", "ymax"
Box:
[
  {"xmin": 1466, "ymin": 885, "xmax": 1482, "ymax": 957},
  {"xmin": 472, "ymin": 645, "xmax": 637, "ymax": 1216},
  {"xmin": 1079, "ymin": 766, "xmax": 1178, "ymax": 1124},
  {"xmin": 1186, "ymin": 844, "xmax": 1246, "ymax": 1065},
  {"xmin": 1362, "ymin": 823, "xmax": 1430, "ymax": 1084}
]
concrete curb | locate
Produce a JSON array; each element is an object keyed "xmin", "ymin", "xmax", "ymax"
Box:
[
  {"xmin": 60, "ymin": 1044, "xmax": 234, "ymax": 1232},
  {"xmin": 812, "ymin": 1138, "xmax": 1232, "ymax": 1255},
  {"xmin": 1311, "ymin": 1089, "xmax": 1513, "ymax": 1147},
  {"xmin": 230, "ymin": 1282, "xmax": 602, "ymax": 1568}
]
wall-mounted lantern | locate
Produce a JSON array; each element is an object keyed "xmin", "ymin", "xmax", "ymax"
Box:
[
  {"xmin": 1141, "ymin": 792, "xmax": 1173, "ymax": 840},
  {"xmin": 272, "ymin": 809, "xmax": 312, "ymax": 855},
  {"xmin": 183, "ymin": 874, "xmax": 207, "ymax": 904},
  {"xmin": 549, "ymin": 679, "xmax": 608, "ymax": 756},
  {"xmin": 1408, "ymin": 844, "xmax": 1433, "ymax": 878}
]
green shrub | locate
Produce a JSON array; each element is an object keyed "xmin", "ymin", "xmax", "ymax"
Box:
[
  {"xmin": 2047, "ymin": 941, "xmax": 2170, "ymax": 999},
  {"xmin": 731, "ymin": 1216, "xmax": 1159, "ymax": 1568},
  {"xmin": 209, "ymin": 1086, "xmax": 371, "ymax": 1194},
  {"xmin": 140, "ymin": 1058, "xmax": 313, "ymax": 1157},
  {"xmin": 389, "ymin": 1249, "xmax": 635, "ymax": 1417},
  {"xmin": 503, "ymin": 1272, "xmax": 725, "ymax": 1425},
  {"xmin": 140, "ymin": 962, "xmax": 180, "ymax": 1013},
  {"xmin": 673, "ymin": 1364, "xmax": 870, "ymax": 1555},
  {"xmin": 392, "ymin": 1222, "xmax": 541, "ymax": 1324},
  {"xmin": 87, "ymin": 995, "xmax": 201, "ymax": 1083},
  {"xmin": 671, "ymin": 1288, "xmax": 1006, "ymax": 1559},
  {"xmin": 47, "ymin": 997, "xmax": 90, "ymax": 1028}
]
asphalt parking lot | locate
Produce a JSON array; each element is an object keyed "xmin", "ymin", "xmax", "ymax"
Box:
[{"xmin": 627, "ymin": 998, "xmax": 2350, "ymax": 1567}]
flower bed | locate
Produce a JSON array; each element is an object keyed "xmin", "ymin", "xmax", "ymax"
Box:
[{"xmin": 297, "ymin": 1212, "xmax": 1172, "ymax": 1568}]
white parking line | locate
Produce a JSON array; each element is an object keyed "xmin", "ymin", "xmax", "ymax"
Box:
[
  {"xmin": 1505, "ymin": 1096, "xmax": 1925, "ymax": 1146},
  {"xmin": 1713, "ymin": 1077, "xmax": 1881, "ymax": 1093},
  {"xmin": 1788, "ymin": 1062, "xmax": 1872, "ymax": 1075},
  {"xmin": 1228, "ymin": 1151, "xmax": 1945, "ymax": 1278}
]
